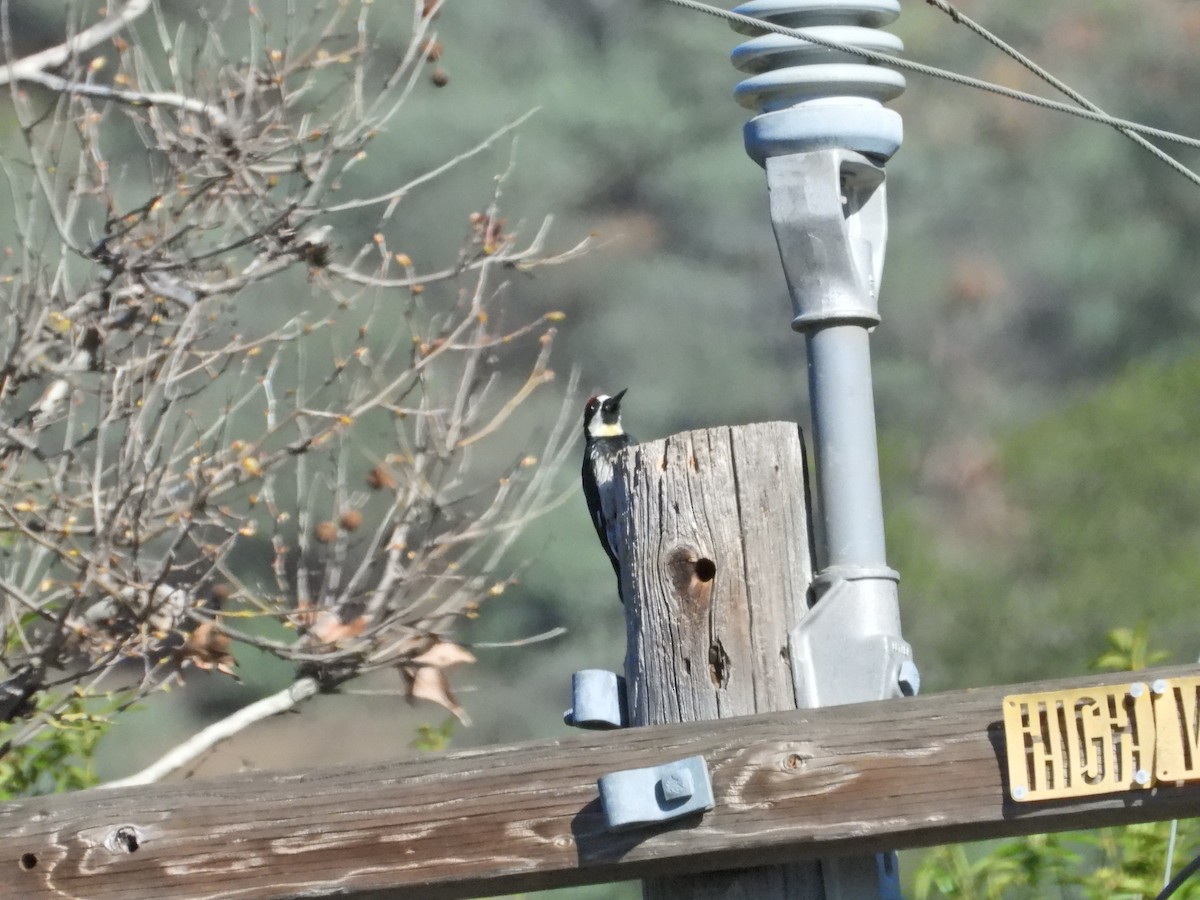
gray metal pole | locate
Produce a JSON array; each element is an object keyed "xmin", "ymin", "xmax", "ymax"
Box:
[
  {"xmin": 730, "ymin": 2, "xmax": 916, "ymax": 897},
  {"xmin": 807, "ymin": 323, "xmax": 887, "ymax": 569}
]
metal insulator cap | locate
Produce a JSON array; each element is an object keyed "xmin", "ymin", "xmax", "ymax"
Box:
[{"xmin": 730, "ymin": 0, "xmax": 905, "ymax": 165}]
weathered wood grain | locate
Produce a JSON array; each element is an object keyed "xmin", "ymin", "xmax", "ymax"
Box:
[
  {"xmin": 3, "ymin": 666, "xmax": 1200, "ymax": 899},
  {"xmin": 619, "ymin": 423, "xmax": 812, "ymax": 721},
  {"xmin": 619, "ymin": 422, "xmax": 822, "ymax": 898}
]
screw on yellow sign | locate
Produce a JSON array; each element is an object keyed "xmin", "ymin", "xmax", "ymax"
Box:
[{"xmin": 1003, "ymin": 675, "xmax": 1200, "ymax": 802}]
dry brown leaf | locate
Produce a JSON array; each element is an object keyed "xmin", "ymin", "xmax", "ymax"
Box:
[
  {"xmin": 411, "ymin": 639, "xmax": 475, "ymax": 669},
  {"xmin": 403, "ymin": 665, "xmax": 470, "ymax": 725},
  {"xmin": 307, "ymin": 609, "xmax": 369, "ymax": 645},
  {"xmin": 177, "ymin": 621, "xmax": 237, "ymax": 678},
  {"xmin": 400, "ymin": 639, "xmax": 475, "ymax": 724}
]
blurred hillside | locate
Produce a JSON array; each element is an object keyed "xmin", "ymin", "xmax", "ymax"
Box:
[{"xmin": 8, "ymin": 0, "xmax": 1194, "ymax": 846}]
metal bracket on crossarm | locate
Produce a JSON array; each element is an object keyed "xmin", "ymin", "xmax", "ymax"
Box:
[
  {"xmin": 563, "ymin": 669, "xmax": 628, "ymax": 729},
  {"xmin": 598, "ymin": 756, "xmax": 715, "ymax": 831},
  {"xmin": 790, "ymin": 566, "xmax": 916, "ymax": 708}
]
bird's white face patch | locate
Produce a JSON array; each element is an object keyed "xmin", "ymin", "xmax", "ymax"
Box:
[
  {"xmin": 585, "ymin": 393, "xmax": 624, "ymax": 439},
  {"xmin": 589, "ymin": 421, "xmax": 624, "ymax": 438}
]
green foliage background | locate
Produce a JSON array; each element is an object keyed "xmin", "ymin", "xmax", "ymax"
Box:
[{"xmin": 7, "ymin": 0, "xmax": 1200, "ymax": 895}]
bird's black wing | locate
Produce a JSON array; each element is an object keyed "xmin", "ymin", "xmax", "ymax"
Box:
[
  {"xmin": 583, "ymin": 432, "xmax": 633, "ymax": 574},
  {"xmin": 582, "ymin": 453, "xmax": 620, "ymax": 573}
]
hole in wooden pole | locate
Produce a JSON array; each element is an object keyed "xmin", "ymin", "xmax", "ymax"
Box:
[
  {"xmin": 709, "ymin": 641, "xmax": 730, "ymax": 688},
  {"xmin": 19, "ymin": 853, "xmax": 37, "ymax": 870},
  {"xmin": 694, "ymin": 558, "xmax": 716, "ymax": 582},
  {"xmin": 107, "ymin": 826, "xmax": 141, "ymax": 854}
]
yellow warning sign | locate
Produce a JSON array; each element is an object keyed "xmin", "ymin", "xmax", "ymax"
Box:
[
  {"xmin": 1003, "ymin": 684, "xmax": 1155, "ymax": 802},
  {"xmin": 1154, "ymin": 675, "xmax": 1200, "ymax": 784}
]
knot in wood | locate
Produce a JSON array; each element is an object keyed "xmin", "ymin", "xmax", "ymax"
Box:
[
  {"xmin": 666, "ymin": 547, "xmax": 716, "ymax": 603},
  {"xmin": 783, "ymin": 752, "xmax": 808, "ymax": 772},
  {"xmin": 105, "ymin": 825, "xmax": 143, "ymax": 854},
  {"xmin": 709, "ymin": 640, "xmax": 730, "ymax": 688}
]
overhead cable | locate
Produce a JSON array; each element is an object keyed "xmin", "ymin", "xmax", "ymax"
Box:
[{"xmin": 923, "ymin": 0, "xmax": 1200, "ymax": 190}]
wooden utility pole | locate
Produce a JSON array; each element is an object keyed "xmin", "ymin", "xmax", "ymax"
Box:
[{"xmin": 620, "ymin": 421, "xmax": 825, "ymax": 897}]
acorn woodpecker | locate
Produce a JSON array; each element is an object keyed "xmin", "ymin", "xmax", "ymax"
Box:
[{"xmin": 582, "ymin": 390, "xmax": 633, "ymax": 586}]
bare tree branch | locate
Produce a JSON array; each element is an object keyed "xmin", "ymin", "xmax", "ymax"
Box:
[
  {"xmin": 99, "ymin": 677, "xmax": 321, "ymax": 789},
  {"xmin": 0, "ymin": 0, "xmax": 587, "ymax": 776},
  {"xmin": 0, "ymin": 0, "xmax": 152, "ymax": 87}
]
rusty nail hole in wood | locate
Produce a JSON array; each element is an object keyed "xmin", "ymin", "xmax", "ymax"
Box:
[
  {"xmin": 785, "ymin": 753, "xmax": 804, "ymax": 770},
  {"xmin": 694, "ymin": 558, "xmax": 716, "ymax": 582},
  {"xmin": 111, "ymin": 826, "xmax": 140, "ymax": 853},
  {"xmin": 19, "ymin": 852, "xmax": 37, "ymax": 870}
]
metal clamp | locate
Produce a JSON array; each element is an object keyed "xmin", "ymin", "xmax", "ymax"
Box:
[
  {"xmin": 789, "ymin": 566, "xmax": 913, "ymax": 708},
  {"xmin": 563, "ymin": 669, "xmax": 628, "ymax": 729},
  {"xmin": 598, "ymin": 756, "xmax": 714, "ymax": 831},
  {"xmin": 767, "ymin": 148, "xmax": 889, "ymax": 331}
]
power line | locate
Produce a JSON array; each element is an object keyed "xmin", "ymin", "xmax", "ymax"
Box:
[
  {"xmin": 923, "ymin": 0, "xmax": 1200, "ymax": 189},
  {"xmin": 662, "ymin": 0, "xmax": 1200, "ymax": 186}
]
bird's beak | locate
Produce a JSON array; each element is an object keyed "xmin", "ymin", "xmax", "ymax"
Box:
[{"xmin": 612, "ymin": 388, "xmax": 628, "ymax": 407}]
